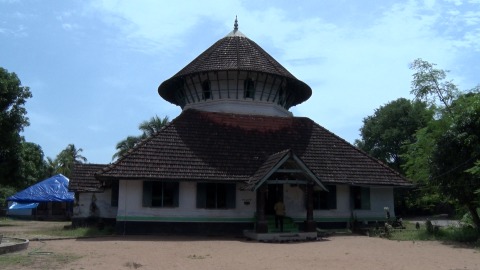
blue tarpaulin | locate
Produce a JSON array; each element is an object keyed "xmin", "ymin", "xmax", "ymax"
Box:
[
  {"xmin": 8, "ymin": 202, "xmax": 39, "ymax": 210},
  {"xmin": 7, "ymin": 174, "xmax": 74, "ymax": 203}
]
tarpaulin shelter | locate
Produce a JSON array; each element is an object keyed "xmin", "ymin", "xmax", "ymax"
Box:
[{"xmin": 7, "ymin": 174, "xmax": 74, "ymax": 205}]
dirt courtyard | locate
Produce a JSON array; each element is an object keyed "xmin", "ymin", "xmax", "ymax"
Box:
[{"xmin": 1, "ymin": 220, "xmax": 479, "ymax": 270}]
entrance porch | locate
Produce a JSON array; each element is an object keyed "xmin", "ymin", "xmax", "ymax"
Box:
[{"xmin": 243, "ymin": 150, "xmax": 327, "ymax": 241}]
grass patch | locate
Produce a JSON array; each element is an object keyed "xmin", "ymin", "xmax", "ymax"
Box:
[
  {"xmin": 388, "ymin": 222, "xmax": 480, "ymax": 247},
  {"xmin": 0, "ymin": 218, "xmax": 115, "ymax": 239},
  {"xmin": 0, "ymin": 250, "xmax": 82, "ymax": 270},
  {"xmin": 30, "ymin": 225, "xmax": 115, "ymax": 238}
]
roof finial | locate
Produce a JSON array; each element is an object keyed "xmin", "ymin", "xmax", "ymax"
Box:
[{"xmin": 234, "ymin": 16, "xmax": 238, "ymax": 31}]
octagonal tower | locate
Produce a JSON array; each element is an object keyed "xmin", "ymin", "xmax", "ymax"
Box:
[{"xmin": 158, "ymin": 18, "xmax": 312, "ymax": 117}]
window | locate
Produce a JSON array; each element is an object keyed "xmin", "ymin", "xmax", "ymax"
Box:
[
  {"xmin": 201, "ymin": 80, "xmax": 211, "ymax": 100},
  {"xmin": 143, "ymin": 181, "xmax": 179, "ymax": 207},
  {"xmin": 351, "ymin": 186, "xmax": 370, "ymax": 210},
  {"xmin": 313, "ymin": 185, "xmax": 337, "ymax": 210},
  {"xmin": 196, "ymin": 183, "xmax": 236, "ymax": 209},
  {"xmin": 111, "ymin": 181, "xmax": 119, "ymax": 207},
  {"xmin": 244, "ymin": 78, "xmax": 255, "ymax": 98}
]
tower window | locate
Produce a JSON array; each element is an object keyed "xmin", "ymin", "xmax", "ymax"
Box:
[
  {"xmin": 202, "ymin": 80, "xmax": 211, "ymax": 100},
  {"xmin": 244, "ymin": 78, "xmax": 255, "ymax": 98}
]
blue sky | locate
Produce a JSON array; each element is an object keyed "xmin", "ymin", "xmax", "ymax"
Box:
[{"xmin": 1, "ymin": 0, "xmax": 479, "ymax": 164}]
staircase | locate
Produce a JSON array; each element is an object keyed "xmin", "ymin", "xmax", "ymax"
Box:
[
  {"xmin": 244, "ymin": 216, "xmax": 317, "ymax": 241},
  {"xmin": 266, "ymin": 216, "xmax": 299, "ymax": 233}
]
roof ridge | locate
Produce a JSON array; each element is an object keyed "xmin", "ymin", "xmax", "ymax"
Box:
[{"xmin": 245, "ymin": 38, "xmax": 295, "ymax": 78}]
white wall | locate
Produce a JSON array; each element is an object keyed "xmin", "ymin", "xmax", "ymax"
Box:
[
  {"xmin": 116, "ymin": 181, "xmax": 395, "ymax": 222},
  {"xmin": 309, "ymin": 185, "xmax": 395, "ymax": 222},
  {"xmin": 73, "ymin": 189, "xmax": 117, "ymax": 219},
  {"xmin": 118, "ymin": 180, "xmax": 256, "ymax": 221},
  {"xmin": 184, "ymin": 99, "xmax": 292, "ymax": 117}
]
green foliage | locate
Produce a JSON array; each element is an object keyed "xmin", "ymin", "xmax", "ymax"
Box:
[
  {"xmin": 410, "ymin": 58, "xmax": 459, "ymax": 112},
  {"xmin": 446, "ymin": 226, "xmax": 479, "ymax": 243},
  {"xmin": 355, "ymin": 98, "xmax": 433, "ymax": 173},
  {"xmin": 404, "ymin": 58, "xmax": 480, "ymax": 229},
  {"xmin": 389, "ymin": 222, "xmax": 479, "ymax": 245},
  {"xmin": 53, "ymin": 144, "xmax": 87, "ymax": 178},
  {"xmin": 401, "ymin": 118, "xmax": 454, "ymax": 214},
  {"xmin": 429, "ymin": 93, "xmax": 480, "ymax": 228},
  {"xmin": 112, "ymin": 115, "xmax": 170, "ymax": 160},
  {"xmin": 354, "ymin": 97, "xmax": 440, "ymax": 215},
  {"xmin": 139, "ymin": 115, "xmax": 169, "ymax": 138},
  {"xmin": 0, "ymin": 185, "xmax": 16, "ymax": 208},
  {"xmin": 15, "ymin": 141, "xmax": 49, "ymax": 189},
  {"xmin": 112, "ymin": 135, "xmax": 141, "ymax": 160},
  {"xmin": 0, "ymin": 67, "xmax": 32, "ymax": 187}
]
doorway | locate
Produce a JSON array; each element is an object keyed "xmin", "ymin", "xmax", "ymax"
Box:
[{"xmin": 266, "ymin": 184, "xmax": 283, "ymax": 215}]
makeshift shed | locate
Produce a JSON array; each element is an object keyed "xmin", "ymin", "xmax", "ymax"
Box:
[{"xmin": 7, "ymin": 174, "xmax": 74, "ymax": 220}]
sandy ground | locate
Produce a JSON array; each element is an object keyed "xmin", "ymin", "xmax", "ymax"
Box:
[{"xmin": 1, "ymin": 220, "xmax": 479, "ymax": 270}]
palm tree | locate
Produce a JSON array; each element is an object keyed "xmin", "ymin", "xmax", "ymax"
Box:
[
  {"xmin": 112, "ymin": 115, "xmax": 170, "ymax": 161},
  {"xmin": 112, "ymin": 136, "xmax": 140, "ymax": 160},
  {"xmin": 45, "ymin": 157, "xmax": 58, "ymax": 177},
  {"xmin": 55, "ymin": 144, "xmax": 87, "ymax": 177},
  {"xmin": 138, "ymin": 115, "xmax": 169, "ymax": 138}
]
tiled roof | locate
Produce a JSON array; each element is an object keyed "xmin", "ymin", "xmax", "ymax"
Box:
[
  {"xmin": 248, "ymin": 149, "xmax": 292, "ymax": 187},
  {"xmin": 70, "ymin": 163, "xmax": 106, "ymax": 192},
  {"xmin": 97, "ymin": 109, "xmax": 411, "ymax": 187},
  {"xmin": 158, "ymin": 33, "xmax": 312, "ymax": 106}
]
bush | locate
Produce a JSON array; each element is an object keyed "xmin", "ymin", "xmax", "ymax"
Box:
[
  {"xmin": 425, "ymin": 219, "xmax": 434, "ymax": 234},
  {"xmin": 0, "ymin": 186, "xmax": 17, "ymax": 209},
  {"xmin": 461, "ymin": 209, "xmax": 480, "ymax": 227},
  {"xmin": 446, "ymin": 226, "xmax": 479, "ymax": 243}
]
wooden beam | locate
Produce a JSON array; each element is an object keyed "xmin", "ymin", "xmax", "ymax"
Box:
[
  {"xmin": 259, "ymin": 73, "xmax": 268, "ymax": 101},
  {"xmin": 187, "ymin": 75, "xmax": 200, "ymax": 102},
  {"xmin": 266, "ymin": 75, "xmax": 277, "ymax": 102},
  {"xmin": 276, "ymin": 169, "xmax": 304, "ymax": 173},
  {"xmin": 215, "ymin": 71, "xmax": 221, "ymax": 99},
  {"xmin": 266, "ymin": 180, "xmax": 308, "ymax": 184}
]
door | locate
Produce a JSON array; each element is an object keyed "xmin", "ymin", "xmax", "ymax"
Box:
[{"xmin": 266, "ymin": 184, "xmax": 283, "ymax": 215}]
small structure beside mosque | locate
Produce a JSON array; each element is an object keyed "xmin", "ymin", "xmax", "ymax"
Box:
[{"xmin": 70, "ymin": 19, "xmax": 410, "ymax": 239}]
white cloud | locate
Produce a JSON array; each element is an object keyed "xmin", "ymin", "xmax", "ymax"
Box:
[{"xmin": 87, "ymin": 0, "xmax": 244, "ymax": 53}]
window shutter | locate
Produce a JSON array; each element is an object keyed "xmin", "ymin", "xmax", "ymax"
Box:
[
  {"xmin": 173, "ymin": 182, "xmax": 179, "ymax": 207},
  {"xmin": 226, "ymin": 183, "xmax": 236, "ymax": 209},
  {"xmin": 196, "ymin": 183, "xmax": 206, "ymax": 208},
  {"xmin": 111, "ymin": 181, "xmax": 119, "ymax": 207},
  {"xmin": 142, "ymin": 181, "xmax": 153, "ymax": 207},
  {"xmin": 327, "ymin": 185, "xmax": 337, "ymax": 209},
  {"xmin": 361, "ymin": 187, "xmax": 370, "ymax": 210}
]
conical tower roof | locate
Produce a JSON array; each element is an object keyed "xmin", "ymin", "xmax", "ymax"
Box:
[{"xmin": 158, "ymin": 19, "xmax": 312, "ymax": 107}]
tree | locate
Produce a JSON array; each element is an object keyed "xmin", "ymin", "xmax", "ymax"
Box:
[
  {"xmin": 112, "ymin": 115, "xmax": 170, "ymax": 160},
  {"xmin": 138, "ymin": 115, "xmax": 169, "ymax": 138},
  {"xmin": 112, "ymin": 136, "xmax": 141, "ymax": 161},
  {"xmin": 55, "ymin": 144, "xmax": 87, "ymax": 178},
  {"xmin": 429, "ymin": 93, "xmax": 480, "ymax": 229},
  {"xmin": 0, "ymin": 67, "xmax": 32, "ymax": 187},
  {"xmin": 405, "ymin": 59, "xmax": 480, "ymax": 229},
  {"xmin": 16, "ymin": 141, "xmax": 49, "ymax": 189},
  {"xmin": 355, "ymin": 98, "xmax": 434, "ymax": 215},
  {"xmin": 355, "ymin": 98, "xmax": 433, "ymax": 173},
  {"xmin": 45, "ymin": 157, "xmax": 58, "ymax": 177},
  {"xmin": 410, "ymin": 58, "xmax": 459, "ymax": 115}
]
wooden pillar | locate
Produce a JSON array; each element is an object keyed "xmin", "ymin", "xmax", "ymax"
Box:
[
  {"xmin": 256, "ymin": 185, "xmax": 268, "ymax": 233},
  {"xmin": 304, "ymin": 183, "xmax": 316, "ymax": 232}
]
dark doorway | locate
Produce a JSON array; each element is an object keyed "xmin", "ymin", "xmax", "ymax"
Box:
[{"xmin": 266, "ymin": 184, "xmax": 284, "ymax": 215}]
